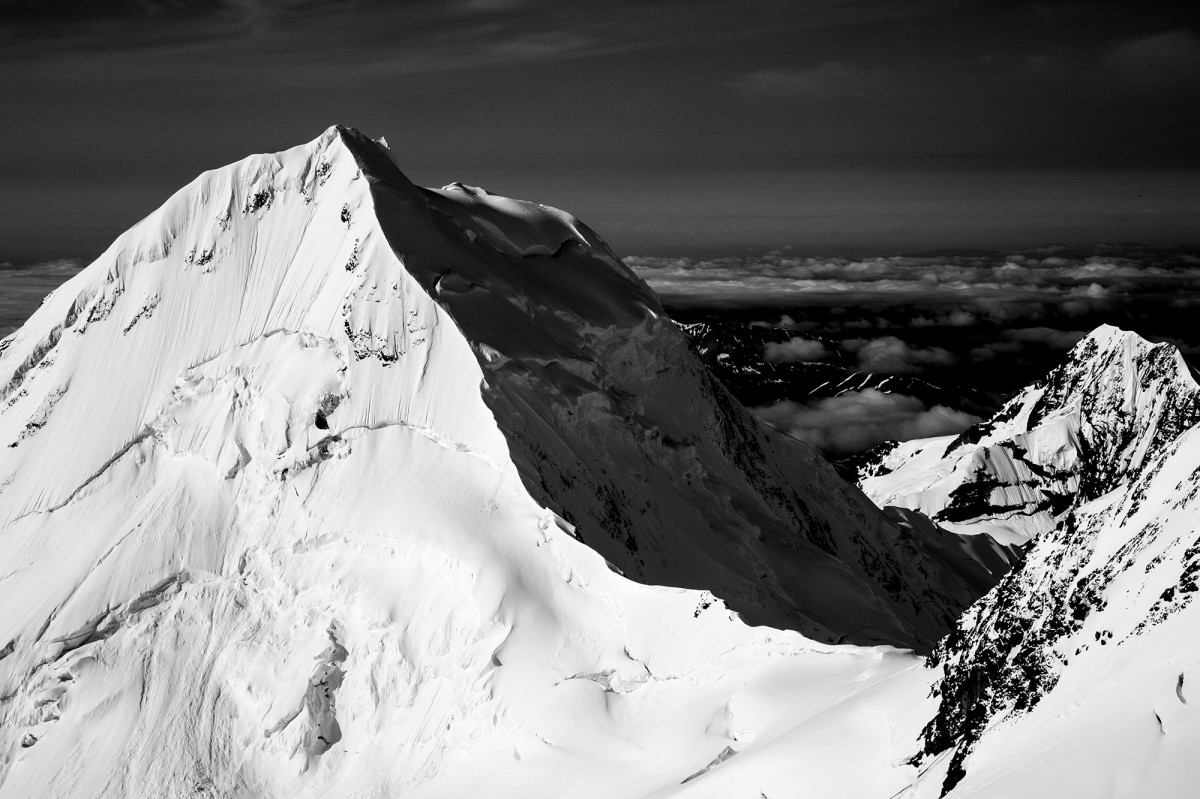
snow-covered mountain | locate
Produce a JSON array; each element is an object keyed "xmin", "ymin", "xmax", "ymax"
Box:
[
  {"xmin": 0, "ymin": 127, "xmax": 1007, "ymax": 797},
  {"xmin": 857, "ymin": 328, "xmax": 1200, "ymax": 795},
  {"xmin": 858, "ymin": 327, "xmax": 1200, "ymax": 546},
  {"xmin": 4, "ymin": 124, "xmax": 1199, "ymax": 798}
]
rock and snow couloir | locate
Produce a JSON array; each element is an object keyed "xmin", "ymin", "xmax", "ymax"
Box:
[{"xmin": 0, "ymin": 126, "xmax": 992, "ymax": 797}]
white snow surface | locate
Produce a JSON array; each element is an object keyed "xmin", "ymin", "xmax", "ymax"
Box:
[
  {"xmin": 0, "ymin": 127, "xmax": 939, "ymax": 797},
  {"xmin": 860, "ymin": 413, "xmax": 1079, "ymax": 547}
]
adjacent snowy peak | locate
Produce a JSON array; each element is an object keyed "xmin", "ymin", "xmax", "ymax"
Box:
[
  {"xmin": 0, "ymin": 126, "xmax": 984, "ymax": 797},
  {"xmin": 1022, "ymin": 325, "xmax": 1200, "ymax": 499},
  {"xmin": 895, "ymin": 327, "xmax": 1200, "ymax": 796},
  {"xmin": 859, "ymin": 325, "xmax": 1200, "ymax": 546}
]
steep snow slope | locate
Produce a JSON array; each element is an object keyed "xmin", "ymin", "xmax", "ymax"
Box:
[
  {"xmin": 893, "ymin": 329, "xmax": 1200, "ymax": 796},
  {"xmin": 859, "ymin": 327, "xmax": 1200, "ymax": 546},
  {"xmin": 0, "ymin": 127, "xmax": 957, "ymax": 797}
]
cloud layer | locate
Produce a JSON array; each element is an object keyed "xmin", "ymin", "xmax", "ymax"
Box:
[
  {"xmin": 753, "ymin": 389, "xmax": 981, "ymax": 457},
  {"xmin": 843, "ymin": 336, "xmax": 955, "ymax": 373},
  {"xmin": 628, "ymin": 246, "xmax": 1200, "ymax": 312},
  {"xmin": 763, "ymin": 337, "xmax": 829, "ymax": 362},
  {"xmin": 0, "ymin": 260, "xmax": 84, "ymax": 338},
  {"xmin": 728, "ymin": 62, "xmax": 888, "ymax": 99}
]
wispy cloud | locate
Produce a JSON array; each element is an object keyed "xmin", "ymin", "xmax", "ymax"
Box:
[
  {"xmin": 0, "ymin": 0, "xmax": 971, "ymax": 69},
  {"xmin": 1103, "ymin": 29, "xmax": 1200, "ymax": 91},
  {"xmin": 843, "ymin": 336, "xmax": 955, "ymax": 373},
  {"xmin": 486, "ymin": 30, "xmax": 591, "ymax": 58},
  {"xmin": 764, "ymin": 337, "xmax": 829, "ymax": 362},
  {"xmin": 728, "ymin": 62, "xmax": 889, "ymax": 99}
]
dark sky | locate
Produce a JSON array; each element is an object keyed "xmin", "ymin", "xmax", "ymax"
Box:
[{"xmin": 2, "ymin": 0, "xmax": 1198, "ymax": 261}]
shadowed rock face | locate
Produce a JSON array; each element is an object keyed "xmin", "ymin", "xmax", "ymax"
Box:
[
  {"xmin": 303, "ymin": 627, "xmax": 348, "ymax": 761},
  {"xmin": 339, "ymin": 127, "xmax": 1009, "ymax": 652}
]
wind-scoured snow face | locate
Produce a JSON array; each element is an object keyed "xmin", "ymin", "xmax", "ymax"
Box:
[
  {"xmin": 893, "ymin": 328, "xmax": 1200, "ymax": 796},
  {"xmin": 0, "ymin": 127, "xmax": 954, "ymax": 798}
]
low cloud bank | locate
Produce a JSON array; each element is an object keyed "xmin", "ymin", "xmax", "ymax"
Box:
[
  {"xmin": 627, "ymin": 247, "xmax": 1199, "ymax": 315},
  {"xmin": 0, "ymin": 260, "xmax": 85, "ymax": 337},
  {"xmin": 752, "ymin": 389, "xmax": 981, "ymax": 457},
  {"xmin": 843, "ymin": 336, "xmax": 955, "ymax": 373},
  {"xmin": 764, "ymin": 337, "xmax": 829, "ymax": 362}
]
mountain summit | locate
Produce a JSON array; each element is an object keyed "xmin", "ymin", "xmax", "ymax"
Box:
[
  {"xmin": 860, "ymin": 325, "xmax": 1200, "ymax": 545},
  {"xmin": 0, "ymin": 127, "xmax": 996, "ymax": 797},
  {"xmin": 858, "ymin": 327, "xmax": 1200, "ymax": 795},
  {"xmin": 3, "ymin": 128, "xmax": 1200, "ymax": 798}
]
